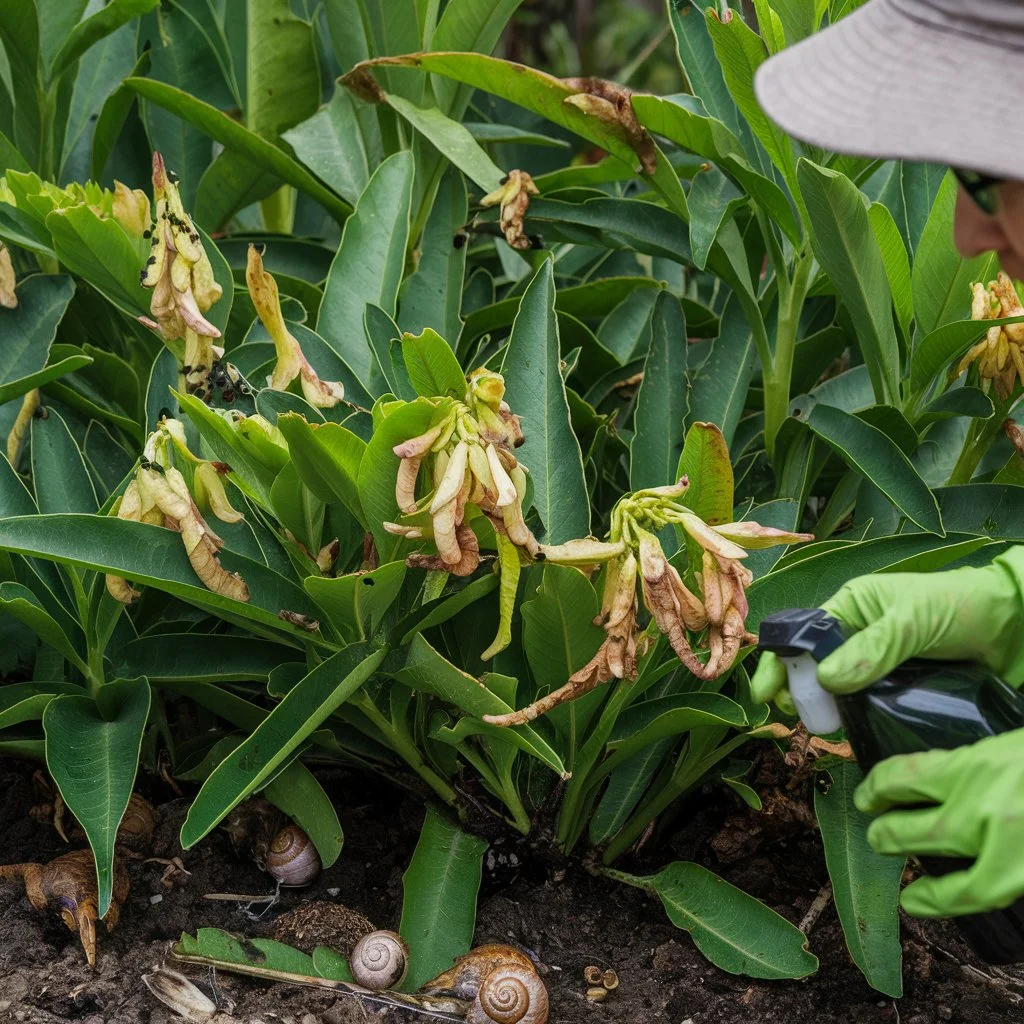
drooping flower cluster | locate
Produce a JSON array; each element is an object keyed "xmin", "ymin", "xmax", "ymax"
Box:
[
  {"xmin": 957, "ymin": 272, "xmax": 1024, "ymax": 399},
  {"xmin": 479, "ymin": 171, "xmax": 540, "ymax": 251},
  {"xmin": 245, "ymin": 244, "xmax": 345, "ymax": 408},
  {"xmin": 484, "ymin": 479, "xmax": 813, "ymax": 726},
  {"xmin": 386, "ymin": 370, "xmax": 530, "ymax": 576},
  {"xmin": 106, "ymin": 418, "xmax": 248, "ymax": 605},
  {"xmin": 138, "ymin": 152, "xmax": 224, "ymax": 400}
]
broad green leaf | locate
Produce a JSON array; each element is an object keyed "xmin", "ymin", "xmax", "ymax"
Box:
[
  {"xmin": 270, "ymin": 460, "xmax": 324, "ymax": 552},
  {"xmin": 90, "ymin": 47, "xmax": 150, "ymax": 180},
  {"xmin": 913, "ymin": 172, "xmax": 996, "ymax": 337},
  {"xmin": 343, "ymin": 52, "xmax": 687, "ymax": 217},
  {"xmin": 390, "ymin": 635, "xmax": 567, "ymax": 777},
  {"xmin": 804, "ymin": 404, "xmax": 943, "ymax": 534},
  {"xmin": 597, "ymin": 286, "xmax": 656, "ymax": 363},
  {"xmin": 399, "ymin": 167, "xmax": 467, "ymax": 345},
  {"xmin": 631, "ymin": 292, "xmax": 687, "ymax": 490},
  {"xmin": 0, "ymin": 582, "xmax": 86, "ymax": 672},
  {"xmin": 0, "ymin": 681, "xmax": 80, "ymax": 730},
  {"xmin": 909, "ymin": 314, "xmax": 1024, "ymax": 397},
  {"xmin": 317, "ymin": 151, "xmax": 414, "ymax": 386},
  {"xmin": 174, "ymin": 927, "xmax": 317, "ymax": 977},
  {"xmin": 264, "ymin": 760, "xmax": 344, "ymax": 870},
  {"xmin": 0, "ymin": 0, "xmax": 42, "ymax": 173},
  {"xmin": 816, "ymin": 761, "xmax": 904, "ymax": 997},
  {"xmin": 402, "ymin": 328, "xmax": 465, "ymax": 399},
  {"xmin": 275, "ymin": 414, "xmax": 367, "ymax": 526},
  {"xmin": 688, "ymin": 164, "xmax": 746, "ymax": 270},
  {"xmin": 44, "ymin": 677, "xmax": 151, "ymax": 917},
  {"xmin": 0, "ymin": 274, "xmax": 78, "ymax": 405},
  {"xmin": 687, "ymin": 299, "xmax": 756, "ymax": 449},
  {"xmin": 125, "ymin": 77, "xmax": 351, "ymax": 222},
  {"xmin": 607, "ymin": 862, "xmax": 817, "ymax": 979},
  {"xmin": 798, "ymin": 160, "xmax": 900, "ymax": 405},
  {"xmin": 0, "ymin": 515, "xmax": 321, "ymax": 639},
  {"xmin": 31, "ymin": 406, "xmax": 98, "ymax": 514},
  {"xmin": 180, "ymin": 644, "xmax": 385, "ymax": 848},
  {"xmin": 398, "ymin": 805, "xmax": 487, "ymax": 990},
  {"xmin": 677, "ymin": 421, "xmax": 733, "ymax": 526},
  {"xmin": 500, "ymin": 261, "xmax": 589, "ymax": 543},
  {"xmin": 50, "ymin": 0, "xmax": 158, "ymax": 81},
  {"xmin": 705, "ymin": 10, "xmax": 797, "ymax": 190},
  {"xmin": 868, "ymin": 202, "xmax": 913, "ymax": 343},
  {"xmin": 920, "ymin": 386, "xmax": 994, "ymax": 424},
  {"xmin": 114, "ymin": 634, "xmax": 298, "ymax": 683},
  {"xmin": 304, "ymin": 560, "xmax": 406, "ymax": 642},
  {"xmin": 281, "ymin": 87, "xmax": 376, "ymax": 206}
]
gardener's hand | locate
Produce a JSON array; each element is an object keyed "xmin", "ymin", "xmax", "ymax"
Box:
[
  {"xmin": 750, "ymin": 547, "xmax": 1024, "ymax": 707},
  {"xmin": 856, "ymin": 728, "xmax": 1024, "ymax": 916}
]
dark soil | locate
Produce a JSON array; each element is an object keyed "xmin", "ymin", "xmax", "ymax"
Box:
[{"xmin": 1, "ymin": 755, "xmax": 1022, "ymax": 1024}]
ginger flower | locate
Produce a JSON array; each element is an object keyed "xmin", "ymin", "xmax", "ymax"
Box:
[
  {"xmin": 957, "ymin": 272, "xmax": 1024, "ymax": 400},
  {"xmin": 386, "ymin": 369, "xmax": 533, "ymax": 577},
  {"xmin": 246, "ymin": 244, "xmax": 345, "ymax": 408},
  {"xmin": 484, "ymin": 478, "xmax": 813, "ymax": 727},
  {"xmin": 480, "ymin": 170, "xmax": 539, "ymax": 250},
  {"xmin": 106, "ymin": 419, "xmax": 247, "ymax": 604}
]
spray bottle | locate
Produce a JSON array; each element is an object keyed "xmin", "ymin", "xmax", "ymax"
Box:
[{"xmin": 758, "ymin": 607, "xmax": 1024, "ymax": 965}]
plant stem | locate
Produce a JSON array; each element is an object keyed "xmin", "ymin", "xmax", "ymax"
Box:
[
  {"xmin": 764, "ymin": 251, "xmax": 813, "ymax": 463},
  {"xmin": 260, "ymin": 186, "xmax": 295, "ymax": 234},
  {"xmin": 946, "ymin": 410, "xmax": 1006, "ymax": 485}
]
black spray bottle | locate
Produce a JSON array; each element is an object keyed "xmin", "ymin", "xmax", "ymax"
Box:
[{"xmin": 758, "ymin": 607, "xmax": 1024, "ymax": 965}]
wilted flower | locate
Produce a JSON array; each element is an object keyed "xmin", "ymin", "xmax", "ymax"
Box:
[
  {"xmin": 105, "ymin": 419, "xmax": 248, "ymax": 604},
  {"xmin": 0, "ymin": 243, "xmax": 16, "ymax": 309},
  {"xmin": 111, "ymin": 181, "xmax": 150, "ymax": 239},
  {"xmin": 245, "ymin": 244, "xmax": 345, "ymax": 408},
  {"xmin": 5, "ymin": 388, "xmax": 39, "ymax": 467},
  {"xmin": 957, "ymin": 272, "xmax": 1024, "ymax": 400},
  {"xmin": 486, "ymin": 476, "xmax": 813, "ymax": 727},
  {"xmin": 562, "ymin": 77, "xmax": 657, "ymax": 175},
  {"xmin": 139, "ymin": 152, "xmax": 222, "ymax": 342},
  {"xmin": 479, "ymin": 170, "xmax": 539, "ymax": 250}
]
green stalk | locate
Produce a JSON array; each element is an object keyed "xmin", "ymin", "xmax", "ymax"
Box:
[
  {"xmin": 946, "ymin": 403, "xmax": 1009, "ymax": 485},
  {"xmin": 260, "ymin": 185, "xmax": 296, "ymax": 234},
  {"xmin": 764, "ymin": 251, "xmax": 813, "ymax": 463}
]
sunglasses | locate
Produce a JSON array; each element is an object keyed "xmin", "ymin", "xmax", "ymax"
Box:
[{"xmin": 953, "ymin": 168, "xmax": 1004, "ymax": 215}]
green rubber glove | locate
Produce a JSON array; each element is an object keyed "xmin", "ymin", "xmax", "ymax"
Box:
[
  {"xmin": 855, "ymin": 728, "xmax": 1024, "ymax": 917},
  {"xmin": 750, "ymin": 546, "xmax": 1024, "ymax": 706}
]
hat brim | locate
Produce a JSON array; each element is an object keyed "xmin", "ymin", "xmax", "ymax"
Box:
[{"xmin": 754, "ymin": 0, "xmax": 1024, "ymax": 180}]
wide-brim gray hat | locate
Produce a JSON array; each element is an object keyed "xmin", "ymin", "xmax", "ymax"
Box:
[{"xmin": 754, "ymin": 0, "xmax": 1024, "ymax": 180}]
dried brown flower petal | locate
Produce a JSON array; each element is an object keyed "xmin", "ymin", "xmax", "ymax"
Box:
[
  {"xmin": 480, "ymin": 170, "xmax": 539, "ymax": 251},
  {"xmin": 562, "ymin": 77, "xmax": 657, "ymax": 175}
]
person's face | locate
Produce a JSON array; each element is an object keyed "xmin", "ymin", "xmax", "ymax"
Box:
[{"xmin": 954, "ymin": 181, "xmax": 1024, "ymax": 282}]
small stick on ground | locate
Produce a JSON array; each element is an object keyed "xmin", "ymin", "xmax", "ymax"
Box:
[{"xmin": 798, "ymin": 883, "xmax": 833, "ymax": 934}]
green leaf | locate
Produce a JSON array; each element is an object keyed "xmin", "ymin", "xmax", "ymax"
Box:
[
  {"xmin": 798, "ymin": 160, "xmax": 900, "ymax": 405},
  {"xmin": 124, "ymin": 77, "xmax": 351, "ymax": 222},
  {"xmin": 0, "ymin": 515, "xmax": 320, "ymax": 639},
  {"xmin": 677, "ymin": 421, "xmax": 734, "ymax": 526},
  {"xmin": 481, "ymin": 533, "xmax": 518, "ymax": 661},
  {"xmin": 816, "ymin": 761, "xmax": 904, "ymax": 997},
  {"xmin": 0, "ymin": 582, "xmax": 86, "ymax": 672},
  {"xmin": 0, "ymin": 0, "xmax": 42, "ymax": 173},
  {"xmin": 50, "ymin": 0, "xmax": 158, "ymax": 81},
  {"xmin": 607, "ymin": 862, "xmax": 817, "ymax": 979},
  {"xmin": 398, "ymin": 805, "xmax": 487, "ymax": 990},
  {"xmin": 402, "ymin": 328, "xmax": 465, "ymax": 399},
  {"xmin": 399, "ymin": 167, "xmax": 467, "ymax": 346},
  {"xmin": 344, "ymin": 52, "xmax": 687, "ymax": 217},
  {"xmin": 868, "ymin": 202, "xmax": 913, "ymax": 344},
  {"xmin": 304, "ymin": 560, "xmax": 407, "ymax": 642},
  {"xmin": 180, "ymin": 644, "xmax": 385, "ymax": 848},
  {"xmin": 44, "ymin": 677, "xmax": 151, "ymax": 917},
  {"xmin": 31, "ymin": 406, "xmax": 98, "ymax": 514},
  {"xmin": 631, "ymin": 291, "xmax": 687, "ymax": 490},
  {"xmin": 500, "ymin": 261, "xmax": 589, "ymax": 544},
  {"xmin": 910, "ymin": 314, "xmax": 1024, "ymax": 397},
  {"xmin": 264, "ymin": 759, "xmax": 344, "ymax": 870},
  {"xmin": 390, "ymin": 635, "xmax": 567, "ymax": 777},
  {"xmin": 0, "ymin": 681, "xmax": 80, "ymax": 730},
  {"xmin": 912, "ymin": 172, "xmax": 996, "ymax": 338},
  {"xmin": 317, "ymin": 151, "xmax": 414, "ymax": 386},
  {"xmin": 597, "ymin": 286, "xmax": 656, "ymax": 363},
  {"xmin": 114, "ymin": 634, "xmax": 298, "ymax": 683},
  {"xmin": 804, "ymin": 404, "xmax": 943, "ymax": 535},
  {"xmin": 688, "ymin": 164, "xmax": 746, "ymax": 270},
  {"xmin": 0, "ymin": 274, "xmax": 79, "ymax": 405},
  {"xmin": 281, "ymin": 87, "xmax": 375, "ymax": 207},
  {"xmin": 920, "ymin": 386, "xmax": 994, "ymax": 424}
]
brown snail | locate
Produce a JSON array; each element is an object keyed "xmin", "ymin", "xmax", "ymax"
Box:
[
  {"xmin": 265, "ymin": 824, "xmax": 321, "ymax": 886},
  {"xmin": 0, "ymin": 849, "xmax": 130, "ymax": 966},
  {"xmin": 350, "ymin": 929, "xmax": 409, "ymax": 990},
  {"xmin": 422, "ymin": 944, "xmax": 548, "ymax": 1024}
]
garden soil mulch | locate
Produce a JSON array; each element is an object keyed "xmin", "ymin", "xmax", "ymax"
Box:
[{"xmin": 0, "ymin": 754, "xmax": 1021, "ymax": 1024}]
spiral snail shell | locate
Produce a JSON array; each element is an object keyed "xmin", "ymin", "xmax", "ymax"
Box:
[
  {"xmin": 423, "ymin": 945, "xmax": 548, "ymax": 1024},
  {"xmin": 350, "ymin": 930, "xmax": 409, "ymax": 990},
  {"xmin": 264, "ymin": 825, "xmax": 321, "ymax": 886}
]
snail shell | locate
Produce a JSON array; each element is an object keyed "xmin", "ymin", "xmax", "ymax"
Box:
[
  {"xmin": 350, "ymin": 930, "xmax": 409, "ymax": 990},
  {"xmin": 423, "ymin": 945, "xmax": 548, "ymax": 1024},
  {"xmin": 265, "ymin": 825, "xmax": 320, "ymax": 886}
]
